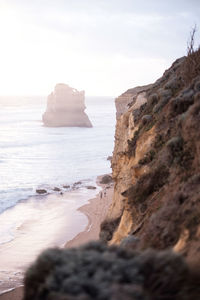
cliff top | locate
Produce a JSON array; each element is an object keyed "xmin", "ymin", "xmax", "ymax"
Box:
[{"xmin": 54, "ymin": 83, "xmax": 84, "ymax": 96}]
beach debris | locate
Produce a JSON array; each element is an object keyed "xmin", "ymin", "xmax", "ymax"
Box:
[
  {"xmin": 36, "ymin": 189, "xmax": 47, "ymax": 194},
  {"xmin": 74, "ymin": 181, "xmax": 82, "ymax": 185},
  {"xmin": 63, "ymin": 185, "xmax": 70, "ymax": 189},
  {"xmin": 72, "ymin": 181, "xmax": 82, "ymax": 190},
  {"xmin": 72, "ymin": 181, "xmax": 82, "ymax": 189},
  {"xmin": 86, "ymin": 185, "xmax": 96, "ymax": 190},
  {"xmin": 53, "ymin": 187, "xmax": 61, "ymax": 192},
  {"xmin": 100, "ymin": 175, "xmax": 113, "ymax": 184},
  {"xmin": 107, "ymin": 156, "xmax": 112, "ymax": 161}
]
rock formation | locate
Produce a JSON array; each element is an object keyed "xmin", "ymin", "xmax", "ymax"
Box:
[
  {"xmin": 42, "ymin": 83, "xmax": 92, "ymax": 127},
  {"xmin": 100, "ymin": 54, "xmax": 200, "ymax": 264}
]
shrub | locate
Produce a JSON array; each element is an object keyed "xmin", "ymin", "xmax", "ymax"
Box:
[
  {"xmin": 125, "ymin": 165, "xmax": 169, "ymax": 207},
  {"xmin": 127, "ymin": 129, "xmax": 140, "ymax": 156},
  {"xmin": 23, "ymin": 241, "xmax": 200, "ymax": 300},
  {"xmin": 100, "ymin": 175, "xmax": 112, "ymax": 184},
  {"xmin": 180, "ymin": 26, "xmax": 200, "ymax": 85},
  {"xmin": 99, "ymin": 217, "xmax": 121, "ymax": 243},
  {"xmin": 138, "ymin": 149, "xmax": 155, "ymax": 165}
]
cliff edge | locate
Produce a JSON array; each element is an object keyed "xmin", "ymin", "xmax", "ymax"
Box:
[
  {"xmin": 42, "ymin": 83, "xmax": 92, "ymax": 127},
  {"xmin": 100, "ymin": 54, "xmax": 200, "ymax": 264}
]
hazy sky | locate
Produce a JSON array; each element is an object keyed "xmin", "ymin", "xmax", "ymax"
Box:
[{"xmin": 0, "ymin": 0, "xmax": 199, "ymax": 96}]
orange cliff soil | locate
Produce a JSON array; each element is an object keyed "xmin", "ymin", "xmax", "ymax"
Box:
[{"xmin": 100, "ymin": 55, "xmax": 200, "ymax": 264}]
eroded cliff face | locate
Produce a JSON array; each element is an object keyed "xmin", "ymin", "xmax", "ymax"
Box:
[
  {"xmin": 115, "ymin": 85, "xmax": 152, "ymax": 119},
  {"xmin": 100, "ymin": 57, "xmax": 200, "ymax": 263}
]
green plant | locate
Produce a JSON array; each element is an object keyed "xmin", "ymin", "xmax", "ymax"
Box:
[{"xmin": 99, "ymin": 217, "xmax": 121, "ymax": 243}]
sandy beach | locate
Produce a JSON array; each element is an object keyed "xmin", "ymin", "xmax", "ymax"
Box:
[
  {"xmin": 66, "ymin": 176, "xmax": 113, "ymax": 248},
  {"xmin": 0, "ymin": 175, "xmax": 113, "ymax": 300}
]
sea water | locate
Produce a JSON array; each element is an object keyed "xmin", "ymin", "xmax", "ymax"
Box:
[
  {"xmin": 0, "ymin": 96, "xmax": 115, "ymax": 213},
  {"xmin": 0, "ymin": 96, "xmax": 116, "ymax": 293}
]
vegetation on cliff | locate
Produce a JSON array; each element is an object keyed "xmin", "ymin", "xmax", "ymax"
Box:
[{"xmin": 100, "ymin": 33, "xmax": 200, "ymax": 264}]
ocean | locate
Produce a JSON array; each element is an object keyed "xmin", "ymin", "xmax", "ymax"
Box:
[
  {"xmin": 0, "ymin": 96, "xmax": 115, "ymax": 214},
  {"xmin": 0, "ymin": 95, "xmax": 115, "ymax": 293}
]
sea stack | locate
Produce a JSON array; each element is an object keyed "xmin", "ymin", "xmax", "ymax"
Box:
[{"xmin": 42, "ymin": 83, "xmax": 92, "ymax": 127}]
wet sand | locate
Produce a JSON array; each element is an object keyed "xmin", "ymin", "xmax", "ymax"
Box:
[
  {"xmin": 0, "ymin": 176, "xmax": 113, "ymax": 300},
  {"xmin": 66, "ymin": 177, "xmax": 113, "ymax": 248},
  {"xmin": 0, "ymin": 187, "xmax": 98, "ymax": 294},
  {"xmin": 0, "ymin": 287, "xmax": 23, "ymax": 300}
]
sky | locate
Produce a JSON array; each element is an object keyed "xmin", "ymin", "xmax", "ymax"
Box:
[{"xmin": 0, "ymin": 0, "xmax": 199, "ymax": 97}]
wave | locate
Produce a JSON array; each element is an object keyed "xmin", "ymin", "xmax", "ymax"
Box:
[{"xmin": 0, "ymin": 188, "xmax": 35, "ymax": 214}]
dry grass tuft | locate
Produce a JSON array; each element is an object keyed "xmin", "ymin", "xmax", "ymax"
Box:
[{"xmin": 180, "ymin": 26, "xmax": 200, "ymax": 85}]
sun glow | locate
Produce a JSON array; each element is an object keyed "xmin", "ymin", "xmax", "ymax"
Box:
[
  {"xmin": 0, "ymin": 3, "xmax": 169, "ymax": 97},
  {"xmin": 0, "ymin": 1, "xmax": 197, "ymax": 97}
]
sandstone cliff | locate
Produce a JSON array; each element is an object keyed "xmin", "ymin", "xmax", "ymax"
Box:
[
  {"xmin": 115, "ymin": 84, "xmax": 152, "ymax": 119},
  {"xmin": 100, "ymin": 55, "xmax": 200, "ymax": 263},
  {"xmin": 42, "ymin": 83, "xmax": 92, "ymax": 127}
]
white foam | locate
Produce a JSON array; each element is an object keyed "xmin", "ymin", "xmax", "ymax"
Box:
[
  {"xmin": 0, "ymin": 96, "xmax": 115, "ymax": 217},
  {"xmin": 0, "ymin": 96, "xmax": 114, "ymax": 293}
]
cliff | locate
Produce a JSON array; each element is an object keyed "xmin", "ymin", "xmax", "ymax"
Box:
[
  {"xmin": 100, "ymin": 54, "xmax": 200, "ymax": 263},
  {"xmin": 42, "ymin": 83, "xmax": 92, "ymax": 127},
  {"xmin": 115, "ymin": 84, "xmax": 152, "ymax": 119}
]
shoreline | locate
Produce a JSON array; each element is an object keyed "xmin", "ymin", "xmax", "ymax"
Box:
[
  {"xmin": 0, "ymin": 174, "xmax": 113, "ymax": 300},
  {"xmin": 66, "ymin": 175, "xmax": 113, "ymax": 248}
]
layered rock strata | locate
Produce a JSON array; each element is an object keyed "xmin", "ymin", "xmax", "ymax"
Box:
[
  {"xmin": 100, "ymin": 56, "xmax": 200, "ymax": 263},
  {"xmin": 42, "ymin": 83, "xmax": 92, "ymax": 127}
]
